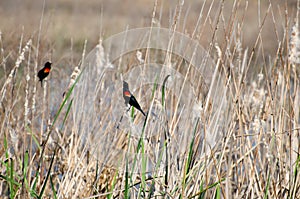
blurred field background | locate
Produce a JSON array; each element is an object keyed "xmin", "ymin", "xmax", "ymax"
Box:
[
  {"xmin": 0, "ymin": 0, "xmax": 298, "ymax": 67},
  {"xmin": 0, "ymin": 0, "xmax": 300, "ymax": 198}
]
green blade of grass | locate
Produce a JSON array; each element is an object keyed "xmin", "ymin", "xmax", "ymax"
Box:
[
  {"xmin": 164, "ymin": 130, "xmax": 169, "ymax": 190},
  {"xmin": 140, "ymin": 132, "xmax": 146, "ymax": 196},
  {"xmin": 52, "ymin": 67, "xmax": 83, "ymax": 127},
  {"xmin": 50, "ymin": 174, "xmax": 57, "ymax": 199},
  {"xmin": 31, "ymin": 173, "xmax": 39, "ymax": 197},
  {"xmin": 0, "ymin": 174, "xmax": 21, "ymax": 187},
  {"xmin": 92, "ymin": 160, "xmax": 99, "ymax": 195},
  {"xmin": 107, "ymin": 168, "xmax": 119, "ymax": 199},
  {"xmin": 215, "ymin": 184, "xmax": 221, "ymax": 199},
  {"xmin": 125, "ymin": 159, "xmax": 129, "ymax": 199},
  {"xmin": 183, "ymin": 118, "xmax": 199, "ymax": 189},
  {"xmin": 38, "ymin": 145, "xmax": 58, "ymax": 198},
  {"xmin": 130, "ymin": 117, "xmax": 147, "ymax": 176},
  {"xmin": 291, "ymin": 153, "xmax": 300, "ymax": 198},
  {"xmin": 264, "ymin": 171, "xmax": 270, "ymax": 199},
  {"xmin": 198, "ymin": 180, "xmax": 205, "ymax": 199},
  {"xmin": 22, "ymin": 150, "xmax": 31, "ymax": 193},
  {"xmin": 4, "ymin": 134, "xmax": 8, "ymax": 159},
  {"xmin": 9, "ymin": 158, "xmax": 16, "ymax": 198},
  {"xmin": 180, "ymin": 118, "xmax": 200, "ymax": 198},
  {"xmin": 23, "ymin": 150, "xmax": 29, "ymax": 177},
  {"xmin": 61, "ymin": 98, "xmax": 73, "ymax": 130},
  {"xmin": 188, "ymin": 178, "xmax": 226, "ymax": 199},
  {"xmin": 161, "ymin": 75, "xmax": 170, "ymax": 106}
]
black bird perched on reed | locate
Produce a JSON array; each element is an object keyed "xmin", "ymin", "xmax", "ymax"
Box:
[
  {"xmin": 123, "ymin": 81, "xmax": 146, "ymax": 116},
  {"xmin": 38, "ymin": 62, "xmax": 52, "ymax": 87}
]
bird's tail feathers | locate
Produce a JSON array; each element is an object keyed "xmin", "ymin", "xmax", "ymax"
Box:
[{"xmin": 140, "ymin": 109, "xmax": 146, "ymax": 117}]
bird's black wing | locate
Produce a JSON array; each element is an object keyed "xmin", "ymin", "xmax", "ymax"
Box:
[{"xmin": 130, "ymin": 95, "xmax": 146, "ymax": 116}]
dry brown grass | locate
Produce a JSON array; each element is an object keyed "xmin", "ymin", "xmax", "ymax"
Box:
[{"xmin": 0, "ymin": 0, "xmax": 300, "ymax": 198}]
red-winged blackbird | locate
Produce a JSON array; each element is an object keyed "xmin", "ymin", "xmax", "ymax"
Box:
[
  {"xmin": 38, "ymin": 62, "xmax": 52, "ymax": 87},
  {"xmin": 123, "ymin": 81, "xmax": 146, "ymax": 116}
]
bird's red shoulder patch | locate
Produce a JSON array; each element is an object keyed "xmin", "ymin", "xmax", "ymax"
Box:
[
  {"xmin": 124, "ymin": 90, "xmax": 131, "ymax": 97},
  {"xmin": 44, "ymin": 68, "xmax": 51, "ymax": 73}
]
